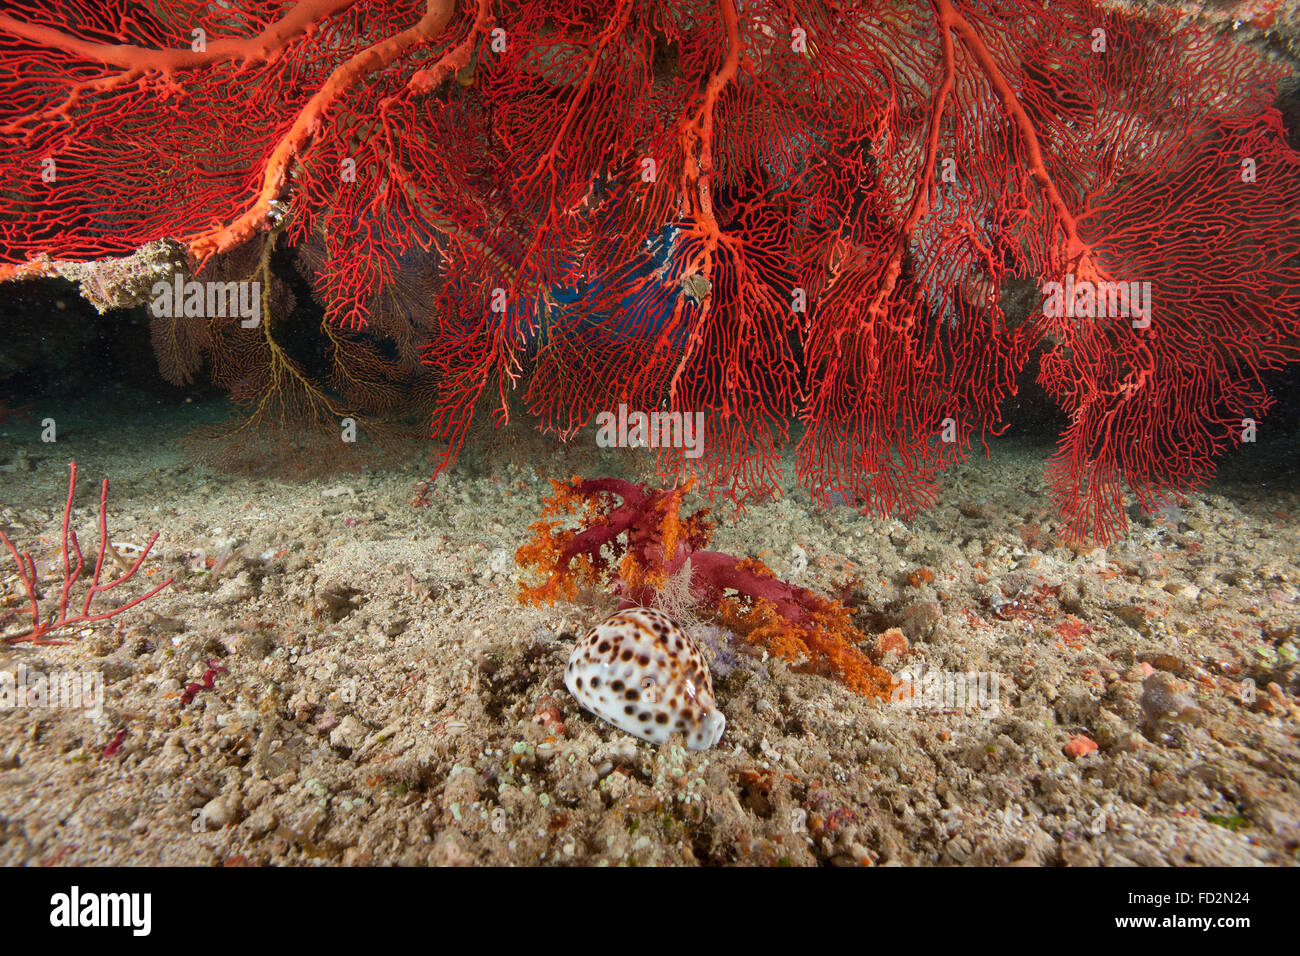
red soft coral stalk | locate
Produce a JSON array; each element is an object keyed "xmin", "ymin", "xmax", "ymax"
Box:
[
  {"xmin": 542, "ymin": 478, "xmax": 840, "ymax": 625},
  {"xmin": 517, "ymin": 476, "xmax": 893, "ymax": 695}
]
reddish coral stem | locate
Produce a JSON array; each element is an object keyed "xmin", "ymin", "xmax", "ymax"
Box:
[{"xmin": 0, "ymin": 462, "xmax": 173, "ymax": 644}]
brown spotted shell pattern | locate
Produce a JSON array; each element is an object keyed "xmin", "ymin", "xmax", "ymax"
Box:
[{"xmin": 564, "ymin": 607, "xmax": 726, "ymax": 751}]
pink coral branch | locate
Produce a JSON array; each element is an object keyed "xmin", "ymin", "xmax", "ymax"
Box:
[{"xmin": 0, "ymin": 462, "xmax": 173, "ymax": 645}]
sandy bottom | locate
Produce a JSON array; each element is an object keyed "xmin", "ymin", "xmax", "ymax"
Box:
[{"xmin": 1, "ymin": 385, "xmax": 1297, "ymax": 866}]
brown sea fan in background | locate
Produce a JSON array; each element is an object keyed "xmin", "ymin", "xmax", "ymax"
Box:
[{"xmin": 149, "ymin": 231, "xmax": 441, "ymax": 477}]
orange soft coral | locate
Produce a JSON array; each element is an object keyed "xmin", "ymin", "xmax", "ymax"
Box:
[
  {"xmin": 516, "ymin": 477, "xmax": 893, "ymax": 698},
  {"xmin": 717, "ymin": 591, "xmax": 892, "ymax": 697}
]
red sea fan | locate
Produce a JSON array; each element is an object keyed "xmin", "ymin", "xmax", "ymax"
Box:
[{"xmin": 1, "ymin": 0, "xmax": 1297, "ymax": 541}]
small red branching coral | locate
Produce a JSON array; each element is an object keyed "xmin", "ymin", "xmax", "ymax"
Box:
[
  {"xmin": 0, "ymin": 462, "xmax": 173, "ymax": 645},
  {"xmin": 516, "ymin": 476, "xmax": 892, "ymax": 697}
]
